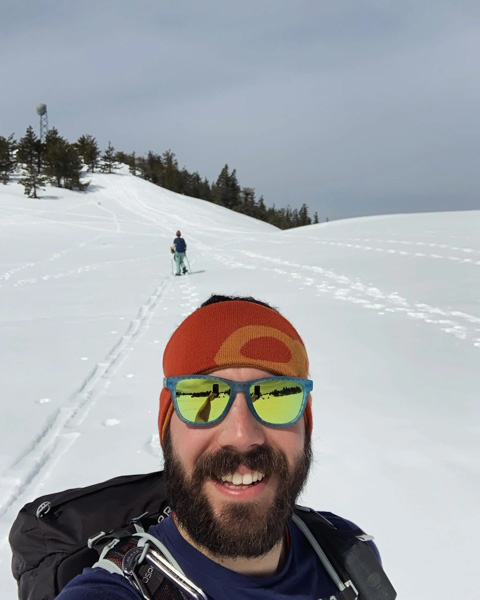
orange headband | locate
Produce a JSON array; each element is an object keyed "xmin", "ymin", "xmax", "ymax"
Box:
[{"xmin": 158, "ymin": 300, "xmax": 312, "ymax": 444}]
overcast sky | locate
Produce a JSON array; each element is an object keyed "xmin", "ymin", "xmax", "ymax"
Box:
[{"xmin": 1, "ymin": 0, "xmax": 479, "ymax": 220}]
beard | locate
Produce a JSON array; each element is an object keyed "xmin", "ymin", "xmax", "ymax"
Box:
[{"xmin": 162, "ymin": 429, "xmax": 312, "ymax": 560}]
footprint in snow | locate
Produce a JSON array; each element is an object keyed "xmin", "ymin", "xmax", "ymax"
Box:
[{"xmin": 102, "ymin": 419, "xmax": 120, "ymax": 427}]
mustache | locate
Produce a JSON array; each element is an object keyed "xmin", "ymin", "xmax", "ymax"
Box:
[{"xmin": 192, "ymin": 445, "xmax": 289, "ymax": 481}]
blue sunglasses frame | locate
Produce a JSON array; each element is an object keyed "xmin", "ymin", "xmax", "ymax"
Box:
[{"xmin": 164, "ymin": 374, "xmax": 313, "ymax": 428}]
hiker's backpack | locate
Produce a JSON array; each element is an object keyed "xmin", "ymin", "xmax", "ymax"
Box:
[
  {"xmin": 9, "ymin": 470, "xmax": 396, "ymax": 600},
  {"xmin": 173, "ymin": 238, "xmax": 186, "ymax": 253},
  {"xmin": 10, "ymin": 472, "xmax": 170, "ymax": 600}
]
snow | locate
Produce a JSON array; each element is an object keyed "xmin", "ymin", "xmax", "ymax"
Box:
[{"xmin": 1, "ymin": 167, "xmax": 479, "ymax": 598}]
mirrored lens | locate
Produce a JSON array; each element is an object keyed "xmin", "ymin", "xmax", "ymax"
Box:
[
  {"xmin": 250, "ymin": 379, "xmax": 304, "ymax": 425},
  {"xmin": 175, "ymin": 378, "xmax": 231, "ymax": 424}
]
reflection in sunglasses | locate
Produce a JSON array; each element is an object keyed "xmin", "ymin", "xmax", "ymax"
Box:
[{"xmin": 195, "ymin": 384, "xmax": 220, "ymax": 422}]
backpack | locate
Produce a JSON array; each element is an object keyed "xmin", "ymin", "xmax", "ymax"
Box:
[
  {"xmin": 9, "ymin": 471, "xmax": 396, "ymax": 600},
  {"xmin": 173, "ymin": 238, "xmax": 186, "ymax": 253}
]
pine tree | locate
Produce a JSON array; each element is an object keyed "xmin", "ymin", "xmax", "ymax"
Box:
[
  {"xmin": 141, "ymin": 151, "xmax": 163, "ymax": 184},
  {"xmin": 212, "ymin": 164, "xmax": 229, "ymax": 206},
  {"xmin": 255, "ymin": 195, "xmax": 267, "ymax": 221},
  {"xmin": 298, "ymin": 203, "xmax": 311, "ymax": 226},
  {"xmin": 76, "ymin": 135, "xmax": 100, "ymax": 172},
  {"xmin": 212, "ymin": 164, "xmax": 240, "ymax": 209},
  {"xmin": 43, "ymin": 128, "xmax": 86, "ymax": 190},
  {"xmin": 200, "ymin": 177, "xmax": 212, "ymax": 202},
  {"xmin": 62, "ymin": 144, "xmax": 88, "ymax": 190},
  {"xmin": 313, "ymin": 212, "xmax": 319, "ymax": 224},
  {"xmin": 0, "ymin": 133, "xmax": 16, "ymax": 184},
  {"xmin": 128, "ymin": 152, "xmax": 137, "ymax": 176},
  {"xmin": 188, "ymin": 171, "xmax": 203, "ymax": 198},
  {"xmin": 162, "ymin": 150, "xmax": 179, "ymax": 191},
  {"xmin": 16, "ymin": 126, "xmax": 47, "ymax": 198},
  {"xmin": 228, "ymin": 169, "xmax": 241, "ymax": 210},
  {"xmin": 240, "ymin": 187, "xmax": 256, "ymax": 216},
  {"xmin": 100, "ymin": 141, "xmax": 119, "ymax": 174},
  {"xmin": 43, "ymin": 128, "xmax": 65, "ymax": 186}
]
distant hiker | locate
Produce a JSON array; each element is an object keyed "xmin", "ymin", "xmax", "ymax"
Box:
[
  {"xmin": 171, "ymin": 230, "xmax": 187, "ymax": 276},
  {"xmin": 51, "ymin": 294, "xmax": 396, "ymax": 600}
]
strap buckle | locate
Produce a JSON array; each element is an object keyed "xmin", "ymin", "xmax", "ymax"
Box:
[
  {"xmin": 338, "ymin": 579, "xmax": 359, "ymax": 599},
  {"xmin": 122, "ymin": 543, "xmax": 208, "ymax": 600}
]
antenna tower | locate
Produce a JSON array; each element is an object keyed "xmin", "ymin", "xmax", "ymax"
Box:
[{"xmin": 36, "ymin": 104, "xmax": 48, "ymax": 142}]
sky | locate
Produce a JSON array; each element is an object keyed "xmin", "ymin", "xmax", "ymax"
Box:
[
  {"xmin": 0, "ymin": 170, "xmax": 479, "ymax": 598},
  {"xmin": 1, "ymin": 0, "xmax": 480, "ymax": 217}
]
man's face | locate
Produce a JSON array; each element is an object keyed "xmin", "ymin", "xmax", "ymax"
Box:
[{"xmin": 163, "ymin": 367, "xmax": 312, "ymax": 559}]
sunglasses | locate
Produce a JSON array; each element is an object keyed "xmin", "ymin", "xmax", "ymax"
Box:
[{"xmin": 164, "ymin": 375, "xmax": 313, "ymax": 428}]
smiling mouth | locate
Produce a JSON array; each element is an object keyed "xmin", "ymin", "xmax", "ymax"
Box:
[{"xmin": 218, "ymin": 471, "xmax": 266, "ymax": 489}]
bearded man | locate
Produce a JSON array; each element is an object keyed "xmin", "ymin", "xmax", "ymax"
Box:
[{"xmin": 56, "ymin": 294, "xmax": 388, "ymax": 600}]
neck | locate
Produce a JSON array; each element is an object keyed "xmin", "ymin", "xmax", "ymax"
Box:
[{"xmin": 175, "ymin": 521, "xmax": 288, "ymax": 577}]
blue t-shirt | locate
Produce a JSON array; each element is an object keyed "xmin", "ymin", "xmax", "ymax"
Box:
[{"xmin": 57, "ymin": 513, "xmax": 380, "ymax": 600}]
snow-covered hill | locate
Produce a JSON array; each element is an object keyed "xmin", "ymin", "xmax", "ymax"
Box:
[{"xmin": 1, "ymin": 169, "xmax": 479, "ymax": 598}]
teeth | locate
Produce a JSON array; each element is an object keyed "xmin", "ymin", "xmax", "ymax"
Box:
[
  {"xmin": 242, "ymin": 473, "xmax": 253, "ymax": 485},
  {"xmin": 220, "ymin": 471, "xmax": 265, "ymax": 486},
  {"xmin": 232, "ymin": 473, "xmax": 243, "ymax": 485}
]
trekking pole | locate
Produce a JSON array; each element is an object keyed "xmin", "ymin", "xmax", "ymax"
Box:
[{"xmin": 185, "ymin": 253, "xmax": 192, "ymax": 273}]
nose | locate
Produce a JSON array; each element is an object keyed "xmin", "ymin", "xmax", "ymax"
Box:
[{"xmin": 216, "ymin": 392, "xmax": 266, "ymax": 451}]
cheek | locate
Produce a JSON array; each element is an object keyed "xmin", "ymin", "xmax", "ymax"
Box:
[
  {"xmin": 269, "ymin": 420, "xmax": 306, "ymax": 464},
  {"xmin": 168, "ymin": 413, "xmax": 212, "ymax": 473}
]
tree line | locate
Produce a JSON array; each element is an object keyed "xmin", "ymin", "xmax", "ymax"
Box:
[{"xmin": 0, "ymin": 126, "xmax": 318, "ymax": 229}]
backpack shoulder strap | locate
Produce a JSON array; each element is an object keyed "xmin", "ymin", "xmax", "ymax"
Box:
[
  {"xmin": 91, "ymin": 529, "xmax": 207, "ymax": 600},
  {"xmin": 293, "ymin": 506, "xmax": 397, "ymax": 600}
]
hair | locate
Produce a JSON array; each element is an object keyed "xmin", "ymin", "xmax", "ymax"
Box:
[{"xmin": 200, "ymin": 294, "xmax": 278, "ymax": 312}]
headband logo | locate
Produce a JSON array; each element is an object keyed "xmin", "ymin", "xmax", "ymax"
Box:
[{"xmin": 214, "ymin": 325, "xmax": 308, "ymax": 377}]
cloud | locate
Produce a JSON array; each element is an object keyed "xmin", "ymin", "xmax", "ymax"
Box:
[{"xmin": 1, "ymin": 0, "xmax": 479, "ymax": 218}]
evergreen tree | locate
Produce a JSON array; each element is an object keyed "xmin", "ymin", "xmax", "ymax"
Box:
[
  {"xmin": 291, "ymin": 207, "xmax": 300, "ymax": 227},
  {"xmin": 162, "ymin": 150, "xmax": 179, "ymax": 191},
  {"xmin": 43, "ymin": 128, "xmax": 66, "ymax": 186},
  {"xmin": 255, "ymin": 195, "xmax": 267, "ymax": 221},
  {"xmin": 211, "ymin": 164, "xmax": 229, "ymax": 205},
  {"xmin": 212, "ymin": 164, "xmax": 240, "ymax": 210},
  {"xmin": 0, "ymin": 133, "xmax": 16, "ymax": 184},
  {"xmin": 228, "ymin": 169, "xmax": 241, "ymax": 210},
  {"xmin": 188, "ymin": 171, "xmax": 203, "ymax": 198},
  {"xmin": 128, "ymin": 152, "xmax": 137, "ymax": 176},
  {"xmin": 114, "ymin": 150, "xmax": 129, "ymax": 164},
  {"xmin": 65, "ymin": 145, "xmax": 88, "ymax": 190},
  {"xmin": 240, "ymin": 187, "xmax": 256, "ymax": 217},
  {"xmin": 100, "ymin": 141, "xmax": 119, "ymax": 173},
  {"xmin": 141, "ymin": 151, "xmax": 163, "ymax": 184},
  {"xmin": 200, "ymin": 177, "xmax": 212, "ymax": 202},
  {"xmin": 298, "ymin": 203, "xmax": 311, "ymax": 226},
  {"xmin": 43, "ymin": 128, "xmax": 86, "ymax": 190},
  {"xmin": 178, "ymin": 168, "xmax": 192, "ymax": 196},
  {"xmin": 76, "ymin": 135, "xmax": 100, "ymax": 172},
  {"xmin": 16, "ymin": 126, "xmax": 47, "ymax": 198},
  {"xmin": 313, "ymin": 212, "xmax": 319, "ymax": 224}
]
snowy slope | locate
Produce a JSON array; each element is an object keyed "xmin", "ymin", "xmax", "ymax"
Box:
[{"xmin": 1, "ymin": 169, "xmax": 479, "ymax": 599}]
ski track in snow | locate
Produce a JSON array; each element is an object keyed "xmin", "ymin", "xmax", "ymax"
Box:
[
  {"xmin": 0, "ymin": 275, "xmax": 173, "ymax": 531},
  {"xmin": 0, "ymin": 235, "xmax": 105, "ymax": 286},
  {"xmin": 1, "ymin": 254, "xmax": 161, "ymax": 289},
  {"xmin": 306, "ymin": 237, "xmax": 480, "ymax": 264},
  {"xmin": 213, "ymin": 249, "xmax": 480, "ymax": 348}
]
